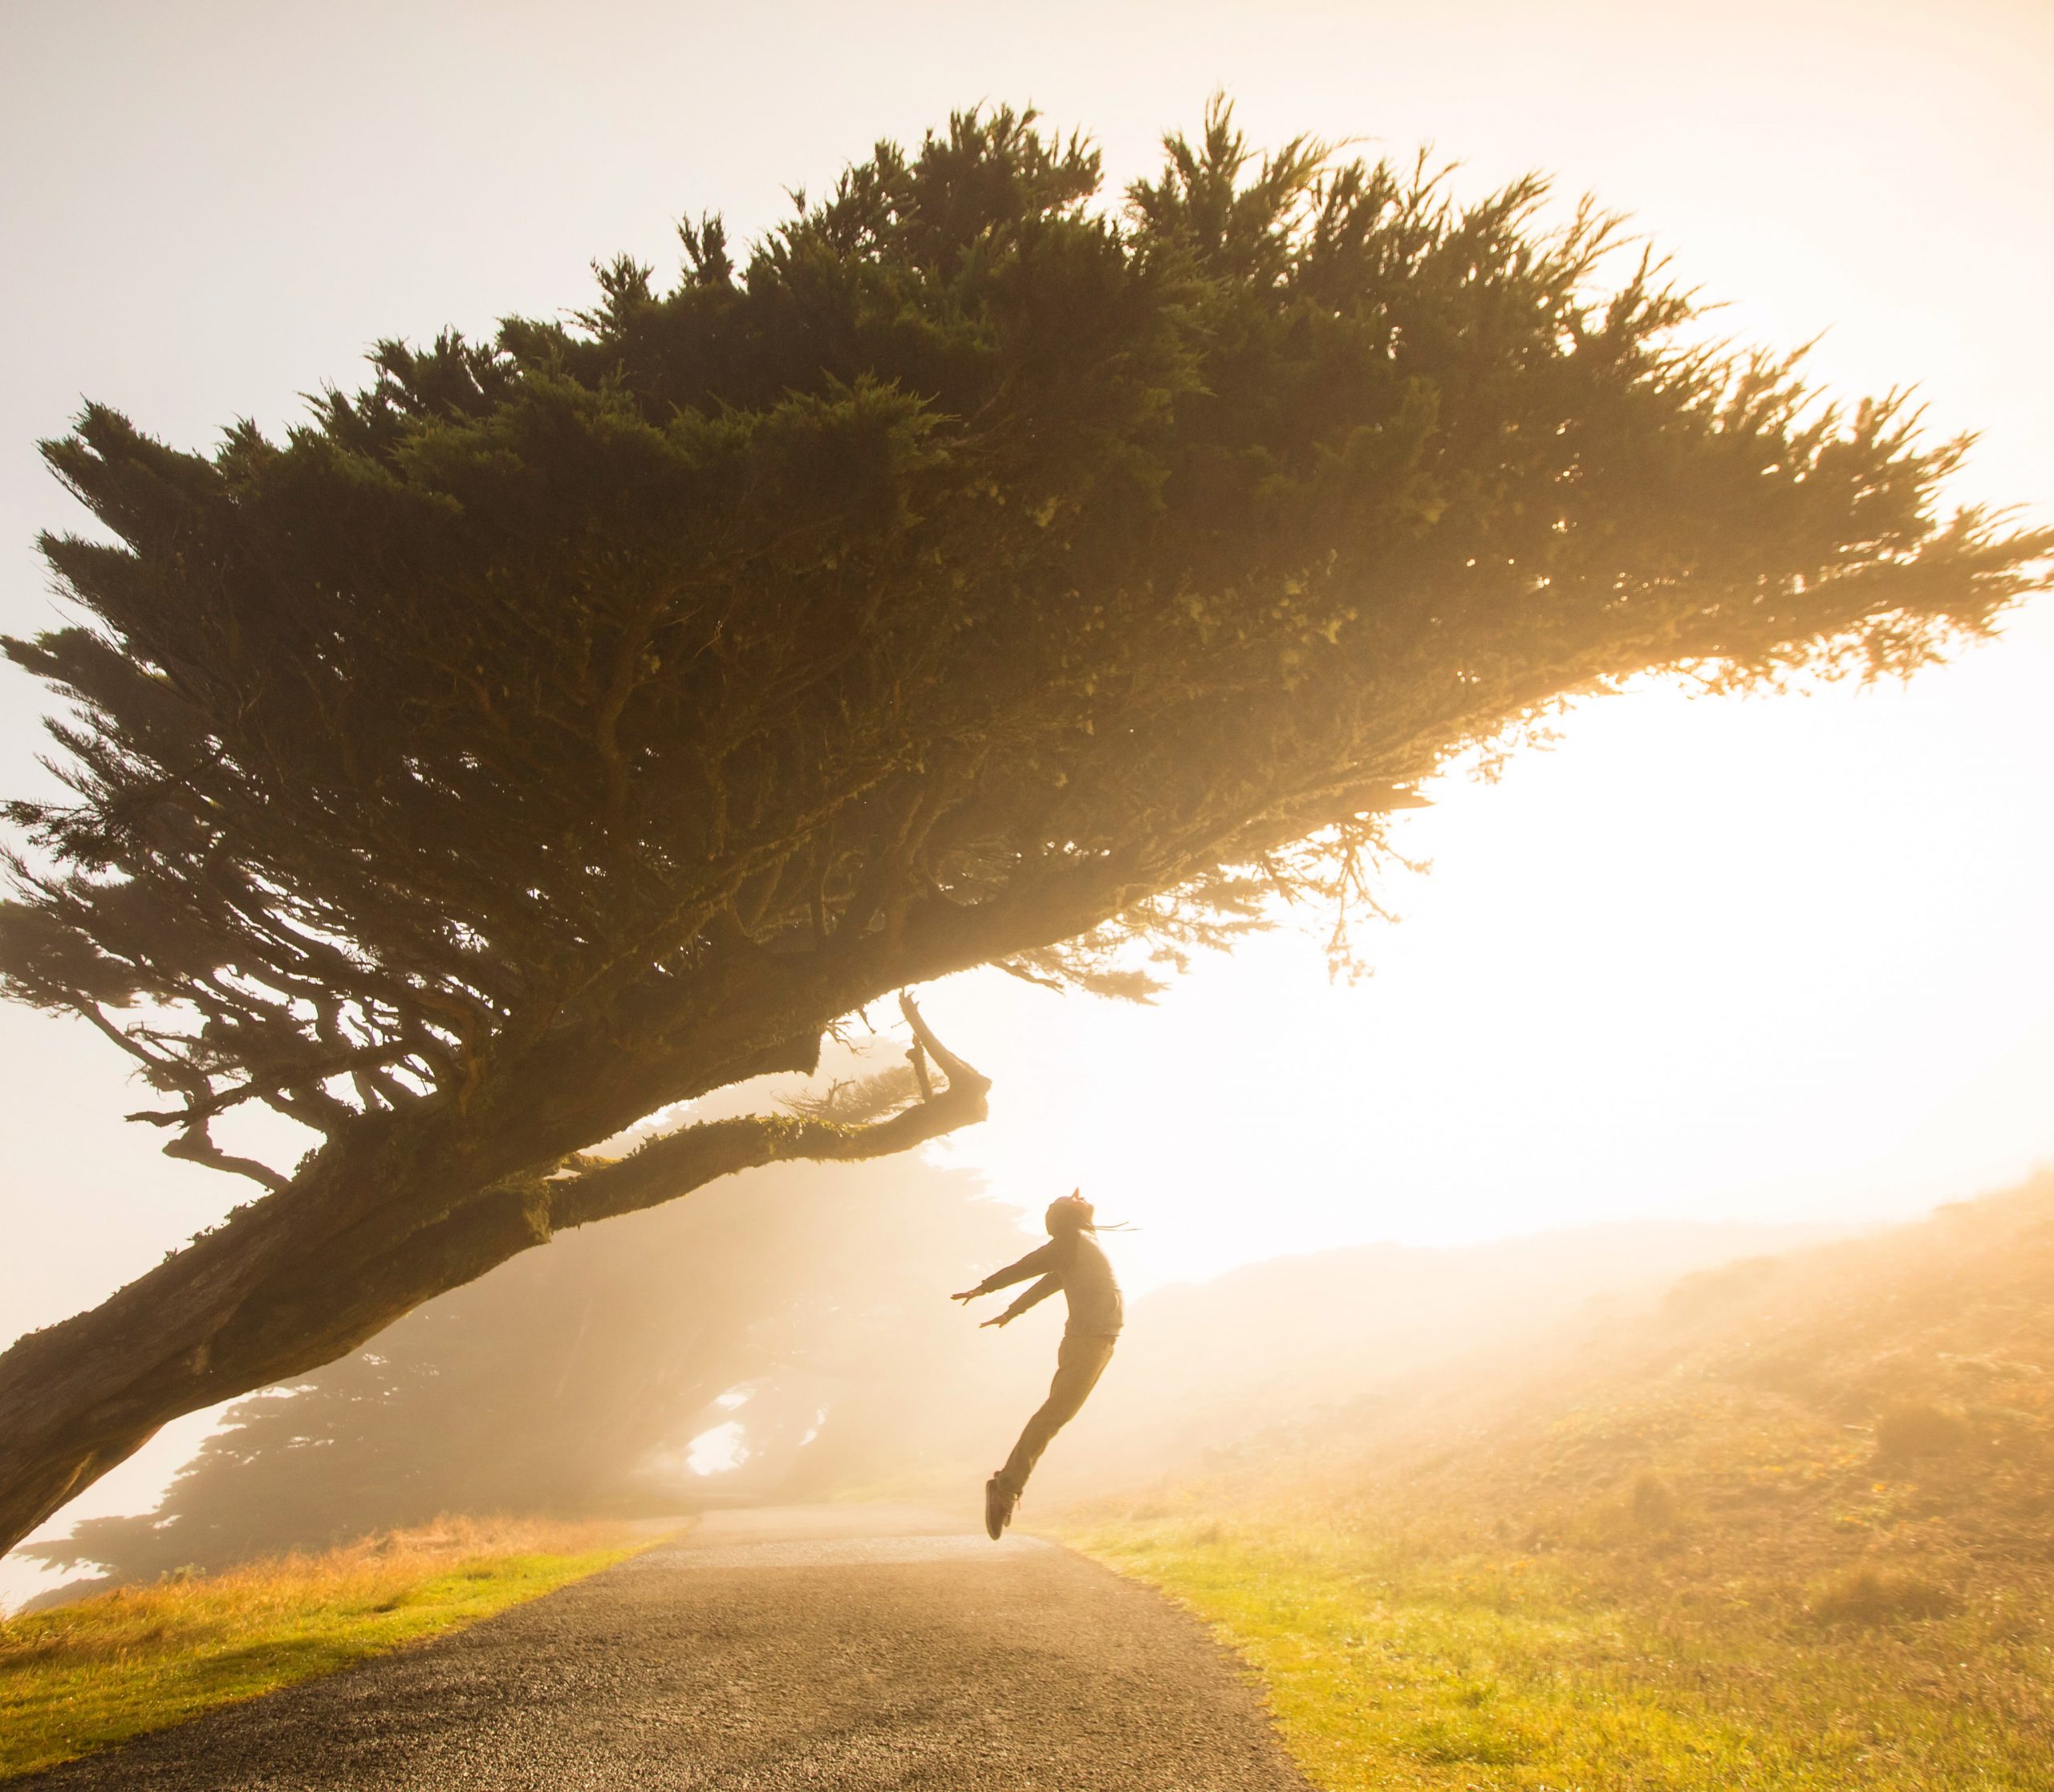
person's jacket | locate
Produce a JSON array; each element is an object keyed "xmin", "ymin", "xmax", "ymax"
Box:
[{"xmin": 972, "ymin": 1230, "xmax": 1122, "ymax": 1337}]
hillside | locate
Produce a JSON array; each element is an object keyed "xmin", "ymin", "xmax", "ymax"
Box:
[
  {"xmin": 1067, "ymin": 1172, "xmax": 2054, "ymax": 1790},
  {"xmin": 1288, "ymin": 1171, "xmax": 2054, "ymax": 1598},
  {"xmin": 1034, "ymin": 1217, "xmax": 1851, "ymax": 1498}
]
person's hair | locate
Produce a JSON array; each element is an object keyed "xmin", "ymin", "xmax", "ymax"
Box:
[{"xmin": 1044, "ymin": 1194, "xmax": 1093, "ymax": 1235}]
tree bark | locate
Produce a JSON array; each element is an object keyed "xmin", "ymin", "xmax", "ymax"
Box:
[{"xmin": 0, "ymin": 995, "xmax": 986, "ymax": 1559}]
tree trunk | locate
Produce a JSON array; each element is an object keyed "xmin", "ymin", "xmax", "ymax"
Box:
[
  {"xmin": 0, "ymin": 807, "xmax": 1322, "ymax": 1558},
  {"xmin": 0, "ymin": 995, "xmax": 988, "ymax": 1559}
]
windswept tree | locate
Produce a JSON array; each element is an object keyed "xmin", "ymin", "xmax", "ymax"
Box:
[{"xmin": 1, "ymin": 104, "xmax": 2044, "ymax": 1555}]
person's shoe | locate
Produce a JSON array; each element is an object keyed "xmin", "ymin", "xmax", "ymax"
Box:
[{"xmin": 984, "ymin": 1474, "xmax": 1017, "ymax": 1541}]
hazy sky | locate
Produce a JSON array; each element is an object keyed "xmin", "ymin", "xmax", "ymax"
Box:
[{"xmin": 3, "ymin": 0, "xmax": 2051, "ymax": 1340}]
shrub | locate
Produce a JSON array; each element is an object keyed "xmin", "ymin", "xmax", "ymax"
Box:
[
  {"xmin": 1630, "ymin": 1471, "xmax": 1680, "ymax": 1530},
  {"xmin": 1875, "ymin": 1401, "xmax": 1972, "ymax": 1462},
  {"xmin": 1807, "ymin": 1566, "xmax": 1959, "ymax": 1626}
]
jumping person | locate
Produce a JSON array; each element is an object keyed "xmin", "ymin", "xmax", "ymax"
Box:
[{"xmin": 952, "ymin": 1190, "xmax": 1123, "ymax": 1540}]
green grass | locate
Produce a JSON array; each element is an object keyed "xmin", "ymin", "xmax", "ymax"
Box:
[
  {"xmin": 0, "ymin": 1516, "xmax": 653, "ymax": 1779},
  {"xmin": 1065, "ymin": 1513, "xmax": 2053, "ymax": 1791}
]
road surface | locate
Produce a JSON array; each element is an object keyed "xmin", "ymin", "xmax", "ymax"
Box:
[{"xmin": 26, "ymin": 1504, "xmax": 1313, "ymax": 1790}]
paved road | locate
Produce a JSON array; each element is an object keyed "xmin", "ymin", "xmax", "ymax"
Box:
[{"xmin": 28, "ymin": 1505, "xmax": 1313, "ymax": 1790}]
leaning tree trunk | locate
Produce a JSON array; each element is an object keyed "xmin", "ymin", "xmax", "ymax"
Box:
[
  {"xmin": 0, "ymin": 995, "xmax": 988, "ymax": 1558},
  {"xmin": 0, "ymin": 781, "xmax": 1387, "ymax": 1556}
]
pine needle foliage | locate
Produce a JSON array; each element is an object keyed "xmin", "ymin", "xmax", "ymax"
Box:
[{"xmin": 0, "ymin": 103, "xmax": 2044, "ymax": 1553}]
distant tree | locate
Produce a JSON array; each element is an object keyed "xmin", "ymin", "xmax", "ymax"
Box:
[
  {"xmin": 24, "ymin": 1153, "xmax": 1022, "ymax": 1587},
  {"xmin": 1, "ymin": 103, "xmax": 2044, "ymax": 1554}
]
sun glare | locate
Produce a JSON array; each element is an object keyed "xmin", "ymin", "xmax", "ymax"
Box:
[{"xmin": 927, "ymin": 630, "xmax": 2054, "ymax": 1291}]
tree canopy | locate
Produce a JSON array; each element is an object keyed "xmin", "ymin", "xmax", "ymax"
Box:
[{"xmin": 1, "ymin": 103, "xmax": 2045, "ymax": 1555}]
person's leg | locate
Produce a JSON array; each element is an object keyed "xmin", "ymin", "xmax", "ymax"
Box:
[{"xmin": 997, "ymin": 1333, "xmax": 1116, "ymax": 1498}]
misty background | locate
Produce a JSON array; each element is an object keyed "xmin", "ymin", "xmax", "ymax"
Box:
[
  {"xmin": 4, "ymin": 0, "xmax": 2051, "ymax": 1603},
  {"xmin": 14, "ymin": 1120, "xmax": 1868, "ymax": 1605}
]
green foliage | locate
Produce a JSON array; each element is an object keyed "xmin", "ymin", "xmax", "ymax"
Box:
[{"xmin": 4, "ymin": 101, "xmax": 2043, "ymax": 1190}]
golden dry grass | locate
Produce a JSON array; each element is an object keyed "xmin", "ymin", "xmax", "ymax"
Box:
[{"xmin": 0, "ymin": 1514, "xmax": 652, "ymax": 1779}]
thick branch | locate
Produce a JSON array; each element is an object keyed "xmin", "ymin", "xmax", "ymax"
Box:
[
  {"xmin": 551, "ymin": 994, "xmax": 988, "ymax": 1231},
  {"xmin": 161, "ymin": 1126, "xmax": 291, "ymax": 1194},
  {"xmin": 0, "ymin": 995, "xmax": 987, "ymax": 1558}
]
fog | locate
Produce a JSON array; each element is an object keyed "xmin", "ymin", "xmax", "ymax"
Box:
[{"xmin": 14, "ymin": 1056, "xmax": 1865, "ymax": 1603}]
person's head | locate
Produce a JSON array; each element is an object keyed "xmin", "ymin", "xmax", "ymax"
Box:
[{"xmin": 1045, "ymin": 1190, "xmax": 1095, "ymax": 1235}]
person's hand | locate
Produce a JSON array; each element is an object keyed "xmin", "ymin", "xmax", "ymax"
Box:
[
  {"xmin": 950, "ymin": 1289, "xmax": 980, "ymax": 1303},
  {"xmin": 980, "ymin": 1313, "xmax": 1009, "ymax": 1328}
]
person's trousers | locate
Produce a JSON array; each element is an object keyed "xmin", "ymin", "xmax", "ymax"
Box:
[{"xmin": 997, "ymin": 1331, "xmax": 1118, "ymax": 1496}]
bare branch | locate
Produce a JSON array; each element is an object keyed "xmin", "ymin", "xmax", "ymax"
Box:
[
  {"xmin": 552, "ymin": 997, "xmax": 988, "ymax": 1232},
  {"xmin": 994, "ymin": 959, "xmax": 1066, "ymax": 991},
  {"xmin": 160, "ymin": 1127, "xmax": 289, "ymax": 1194}
]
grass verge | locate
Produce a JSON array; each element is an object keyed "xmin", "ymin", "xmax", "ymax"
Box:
[
  {"xmin": 1064, "ymin": 1514, "xmax": 2053, "ymax": 1792},
  {"xmin": 0, "ymin": 1515, "xmax": 653, "ymax": 1780}
]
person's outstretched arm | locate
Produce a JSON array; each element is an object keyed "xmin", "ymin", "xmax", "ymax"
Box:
[
  {"xmin": 983, "ymin": 1273, "xmax": 1060, "ymax": 1328},
  {"xmin": 951, "ymin": 1240, "xmax": 1057, "ymax": 1303}
]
